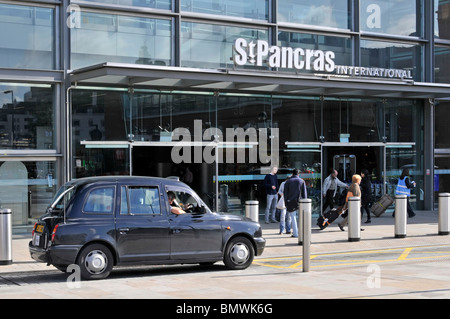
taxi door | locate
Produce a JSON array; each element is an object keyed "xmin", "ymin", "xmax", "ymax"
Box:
[
  {"xmin": 166, "ymin": 186, "xmax": 223, "ymax": 261},
  {"xmin": 115, "ymin": 183, "xmax": 170, "ymax": 263}
]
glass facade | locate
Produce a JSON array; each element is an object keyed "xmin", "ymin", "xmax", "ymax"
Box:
[
  {"xmin": 435, "ymin": 100, "xmax": 450, "ymax": 208},
  {"xmin": 0, "ymin": 0, "xmax": 448, "ymax": 226},
  {"xmin": 0, "ymin": 160, "xmax": 57, "ymax": 225},
  {"xmin": 278, "ymin": 0, "xmax": 350, "ymax": 29},
  {"xmin": 435, "ymin": 0, "xmax": 450, "ymax": 39},
  {"xmin": 435, "ymin": 0, "xmax": 450, "ymax": 83},
  {"xmin": 180, "ymin": 0, "xmax": 268, "ymax": 20},
  {"xmin": 0, "ymin": 3, "xmax": 54, "ymax": 69},
  {"xmin": 83, "ymin": 0, "xmax": 171, "ymax": 10},
  {"xmin": 0, "ymin": 83, "xmax": 55, "ymax": 150},
  {"xmin": 180, "ymin": 22, "xmax": 268, "ymax": 69},
  {"xmin": 360, "ymin": 40, "xmax": 423, "ymax": 81},
  {"xmin": 435, "ymin": 46, "xmax": 450, "ymax": 83},
  {"xmin": 278, "ymin": 32, "xmax": 352, "ymax": 73},
  {"xmin": 71, "ymin": 11, "xmax": 172, "ymax": 69},
  {"xmin": 72, "ymin": 88, "xmax": 426, "ymax": 214},
  {"xmin": 360, "ymin": 0, "xmax": 422, "ymax": 37}
]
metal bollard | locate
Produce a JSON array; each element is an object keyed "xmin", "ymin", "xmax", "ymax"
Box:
[
  {"xmin": 395, "ymin": 195, "xmax": 407, "ymax": 238},
  {"xmin": 348, "ymin": 197, "xmax": 361, "ymax": 242},
  {"xmin": 0, "ymin": 209, "xmax": 12, "ymax": 265},
  {"xmin": 300, "ymin": 199, "xmax": 312, "ymax": 272},
  {"xmin": 298, "ymin": 204, "xmax": 303, "ymax": 246},
  {"xmin": 220, "ymin": 184, "xmax": 229, "ymax": 212},
  {"xmin": 245, "ymin": 200, "xmax": 259, "ymax": 223},
  {"xmin": 438, "ymin": 193, "xmax": 450, "ymax": 236},
  {"xmin": 298, "ymin": 199, "xmax": 312, "ymax": 246}
]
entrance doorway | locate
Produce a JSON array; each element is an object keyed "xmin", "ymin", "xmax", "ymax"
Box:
[
  {"xmin": 323, "ymin": 145, "xmax": 384, "ymax": 184},
  {"xmin": 322, "ymin": 144, "xmax": 385, "ymax": 212}
]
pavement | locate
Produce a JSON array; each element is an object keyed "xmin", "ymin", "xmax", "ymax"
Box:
[
  {"xmin": 3, "ymin": 209, "xmax": 448, "ymax": 270},
  {"xmin": 1, "ymin": 209, "xmax": 450, "ymax": 299}
]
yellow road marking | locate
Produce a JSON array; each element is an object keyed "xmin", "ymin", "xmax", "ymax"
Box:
[
  {"xmin": 287, "ymin": 255, "xmax": 318, "ymax": 268},
  {"xmin": 253, "ymin": 245, "xmax": 450, "ymax": 270},
  {"xmin": 398, "ymin": 247, "xmax": 413, "ymax": 261}
]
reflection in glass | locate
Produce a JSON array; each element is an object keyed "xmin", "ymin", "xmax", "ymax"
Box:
[
  {"xmin": 435, "ymin": 156, "xmax": 450, "ymax": 208},
  {"xmin": 0, "ymin": 4, "xmax": 54, "ymax": 69},
  {"xmin": 278, "ymin": 32, "xmax": 352, "ymax": 73},
  {"xmin": 435, "ymin": 100, "xmax": 450, "ymax": 148},
  {"xmin": 278, "ymin": 0, "xmax": 349, "ymax": 29},
  {"xmin": 80, "ymin": 0, "xmax": 171, "ymax": 10},
  {"xmin": 435, "ymin": 0, "xmax": 450, "ymax": 39},
  {"xmin": 0, "ymin": 161, "xmax": 57, "ymax": 225},
  {"xmin": 181, "ymin": 22, "xmax": 268, "ymax": 69},
  {"xmin": 360, "ymin": 40, "xmax": 423, "ymax": 81},
  {"xmin": 360, "ymin": 0, "xmax": 422, "ymax": 37},
  {"xmin": 180, "ymin": 0, "xmax": 268, "ymax": 20},
  {"xmin": 386, "ymin": 145, "xmax": 421, "ymax": 210},
  {"xmin": 71, "ymin": 12, "xmax": 171, "ymax": 69},
  {"xmin": 322, "ymin": 99, "xmax": 384, "ymax": 143},
  {"xmin": 384, "ymin": 99, "xmax": 424, "ymax": 210},
  {"xmin": 435, "ymin": 46, "xmax": 450, "ymax": 83},
  {"xmin": 0, "ymin": 83, "xmax": 54, "ymax": 150}
]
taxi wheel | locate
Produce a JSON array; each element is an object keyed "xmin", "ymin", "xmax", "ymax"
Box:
[
  {"xmin": 77, "ymin": 243, "xmax": 113, "ymax": 280},
  {"xmin": 223, "ymin": 236, "xmax": 254, "ymax": 270}
]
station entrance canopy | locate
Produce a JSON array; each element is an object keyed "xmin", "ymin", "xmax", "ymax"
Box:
[{"xmin": 69, "ymin": 62, "xmax": 450, "ymax": 99}]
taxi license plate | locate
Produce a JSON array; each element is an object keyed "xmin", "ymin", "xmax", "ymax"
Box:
[{"xmin": 36, "ymin": 225, "xmax": 44, "ymax": 233}]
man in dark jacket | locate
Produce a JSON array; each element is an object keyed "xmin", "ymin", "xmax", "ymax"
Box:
[
  {"xmin": 284, "ymin": 168, "xmax": 307, "ymax": 238},
  {"xmin": 263, "ymin": 166, "xmax": 278, "ymax": 224}
]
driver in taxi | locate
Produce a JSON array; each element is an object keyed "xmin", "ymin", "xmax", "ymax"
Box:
[{"xmin": 167, "ymin": 191, "xmax": 192, "ymax": 215}]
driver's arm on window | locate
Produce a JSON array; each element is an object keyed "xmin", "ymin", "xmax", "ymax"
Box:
[{"xmin": 171, "ymin": 206, "xmax": 186, "ymax": 215}]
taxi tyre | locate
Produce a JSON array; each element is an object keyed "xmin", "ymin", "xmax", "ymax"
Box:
[
  {"xmin": 76, "ymin": 243, "xmax": 114, "ymax": 280},
  {"xmin": 223, "ymin": 236, "xmax": 255, "ymax": 270}
]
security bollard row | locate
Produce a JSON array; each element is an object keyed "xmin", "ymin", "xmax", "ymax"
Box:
[{"xmin": 292, "ymin": 193, "xmax": 450, "ymax": 273}]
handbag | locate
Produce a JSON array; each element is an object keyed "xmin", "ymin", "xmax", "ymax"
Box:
[{"xmin": 276, "ymin": 196, "xmax": 285, "ymax": 210}]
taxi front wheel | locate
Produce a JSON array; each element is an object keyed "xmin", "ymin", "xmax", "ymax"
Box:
[
  {"xmin": 76, "ymin": 243, "xmax": 114, "ymax": 280},
  {"xmin": 223, "ymin": 237, "xmax": 254, "ymax": 270}
]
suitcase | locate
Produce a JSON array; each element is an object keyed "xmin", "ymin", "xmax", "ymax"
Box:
[
  {"xmin": 371, "ymin": 194, "xmax": 394, "ymax": 217},
  {"xmin": 317, "ymin": 206, "xmax": 346, "ymax": 230}
]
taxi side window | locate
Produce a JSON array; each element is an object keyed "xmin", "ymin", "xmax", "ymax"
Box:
[
  {"xmin": 165, "ymin": 188, "xmax": 201, "ymax": 213},
  {"xmin": 121, "ymin": 186, "xmax": 161, "ymax": 215},
  {"xmin": 83, "ymin": 187, "xmax": 115, "ymax": 214}
]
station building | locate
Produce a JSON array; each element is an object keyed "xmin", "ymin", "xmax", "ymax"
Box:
[{"xmin": 1, "ymin": 0, "xmax": 450, "ymax": 225}]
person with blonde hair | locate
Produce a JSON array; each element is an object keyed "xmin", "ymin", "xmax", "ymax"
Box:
[{"xmin": 338, "ymin": 174, "xmax": 362, "ymax": 231}]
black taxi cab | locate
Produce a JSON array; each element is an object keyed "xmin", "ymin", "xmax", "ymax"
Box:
[{"xmin": 29, "ymin": 176, "xmax": 265, "ymax": 280}]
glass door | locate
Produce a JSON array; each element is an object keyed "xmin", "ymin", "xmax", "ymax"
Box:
[
  {"xmin": 284, "ymin": 143, "xmax": 322, "ymax": 216},
  {"xmin": 322, "ymin": 143, "xmax": 385, "ymax": 212},
  {"xmin": 385, "ymin": 143, "xmax": 420, "ymax": 210}
]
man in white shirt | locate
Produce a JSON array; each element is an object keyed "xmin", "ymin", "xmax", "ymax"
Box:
[{"xmin": 322, "ymin": 170, "xmax": 348, "ymax": 213}]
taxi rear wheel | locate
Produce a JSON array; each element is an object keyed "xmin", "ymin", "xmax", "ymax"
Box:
[
  {"xmin": 77, "ymin": 243, "xmax": 113, "ymax": 280},
  {"xmin": 223, "ymin": 236, "xmax": 254, "ymax": 270}
]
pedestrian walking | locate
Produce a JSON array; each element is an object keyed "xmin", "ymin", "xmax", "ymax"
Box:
[
  {"xmin": 322, "ymin": 170, "xmax": 348, "ymax": 213},
  {"xmin": 283, "ymin": 168, "xmax": 307, "ymax": 238},
  {"xmin": 263, "ymin": 166, "xmax": 278, "ymax": 224},
  {"xmin": 360, "ymin": 169, "xmax": 372, "ymax": 224},
  {"xmin": 394, "ymin": 168, "xmax": 416, "ymax": 218}
]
